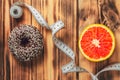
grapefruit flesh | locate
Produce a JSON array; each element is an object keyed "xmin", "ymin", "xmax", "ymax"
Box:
[{"xmin": 79, "ymin": 24, "xmax": 115, "ymax": 62}]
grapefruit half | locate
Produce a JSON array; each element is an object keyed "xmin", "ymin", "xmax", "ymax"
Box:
[{"xmin": 79, "ymin": 24, "xmax": 115, "ymax": 62}]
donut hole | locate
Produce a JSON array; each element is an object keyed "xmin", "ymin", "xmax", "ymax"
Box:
[{"xmin": 20, "ymin": 37, "xmax": 30, "ymax": 47}]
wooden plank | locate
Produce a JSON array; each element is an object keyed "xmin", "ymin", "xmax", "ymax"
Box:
[
  {"xmin": 3, "ymin": 0, "xmax": 11, "ymax": 80},
  {"xmin": 56, "ymin": 0, "xmax": 77, "ymax": 80},
  {"xmin": 0, "ymin": 0, "xmax": 4, "ymax": 80},
  {"xmin": 78, "ymin": 0, "xmax": 99, "ymax": 80},
  {"xmin": 1, "ymin": 0, "xmax": 120, "ymax": 80},
  {"xmin": 96, "ymin": 0, "xmax": 120, "ymax": 80},
  {"xmin": 78, "ymin": 0, "xmax": 120, "ymax": 80},
  {"xmin": 3, "ymin": 0, "xmax": 32, "ymax": 80},
  {"xmin": 114, "ymin": 0, "xmax": 120, "ymax": 80},
  {"xmin": 31, "ymin": 0, "xmax": 44, "ymax": 80},
  {"xmin": 11, "ymin": 0, "xmax": 32, "ymax": 80}
]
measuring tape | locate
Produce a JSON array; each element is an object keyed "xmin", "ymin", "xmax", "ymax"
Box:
[{"xmin": 10, "ymin": 2, "xmax": 120, "ymax": 80}]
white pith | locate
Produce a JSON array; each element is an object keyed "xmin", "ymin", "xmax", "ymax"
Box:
[{"xmin": 91, "ymin": 39, "xmax": 100, "ymax": 48}]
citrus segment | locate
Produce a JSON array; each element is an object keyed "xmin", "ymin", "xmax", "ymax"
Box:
[{"xmin": 79, "ymin": 24, "xmax": 115, "ymax": 62}]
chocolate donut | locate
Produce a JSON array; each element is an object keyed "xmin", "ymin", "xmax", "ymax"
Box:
[{"xmin": 8, "ymin": 25, "xmax": 44, "ymax": 61}]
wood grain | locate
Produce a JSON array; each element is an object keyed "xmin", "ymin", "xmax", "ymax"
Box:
[
  {"xmin": 0, "ymin": 0, "xmax": 4, "ymax": 80},
  {"xmin": 0, "ymin": 0, "xmax": 120, "ymax": 80}
]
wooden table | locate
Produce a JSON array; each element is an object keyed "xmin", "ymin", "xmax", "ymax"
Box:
[{"xmin": 0, "ymin": 0, "xmax": 120, "ymax": 80}]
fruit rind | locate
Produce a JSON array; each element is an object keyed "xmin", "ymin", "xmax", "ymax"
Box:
[{"xmin": 79, "ymin": 24, "xmax": 115, "ymax": 62}]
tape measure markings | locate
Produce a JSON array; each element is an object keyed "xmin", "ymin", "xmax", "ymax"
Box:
[{"xmin": 10, "ymin": 2, "xmax": 120, "ymax": 80}]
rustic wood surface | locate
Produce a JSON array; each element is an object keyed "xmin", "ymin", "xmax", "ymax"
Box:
[{"xmin": 0, "ymin": 0, "xmax": 120, "ymax": 80}]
